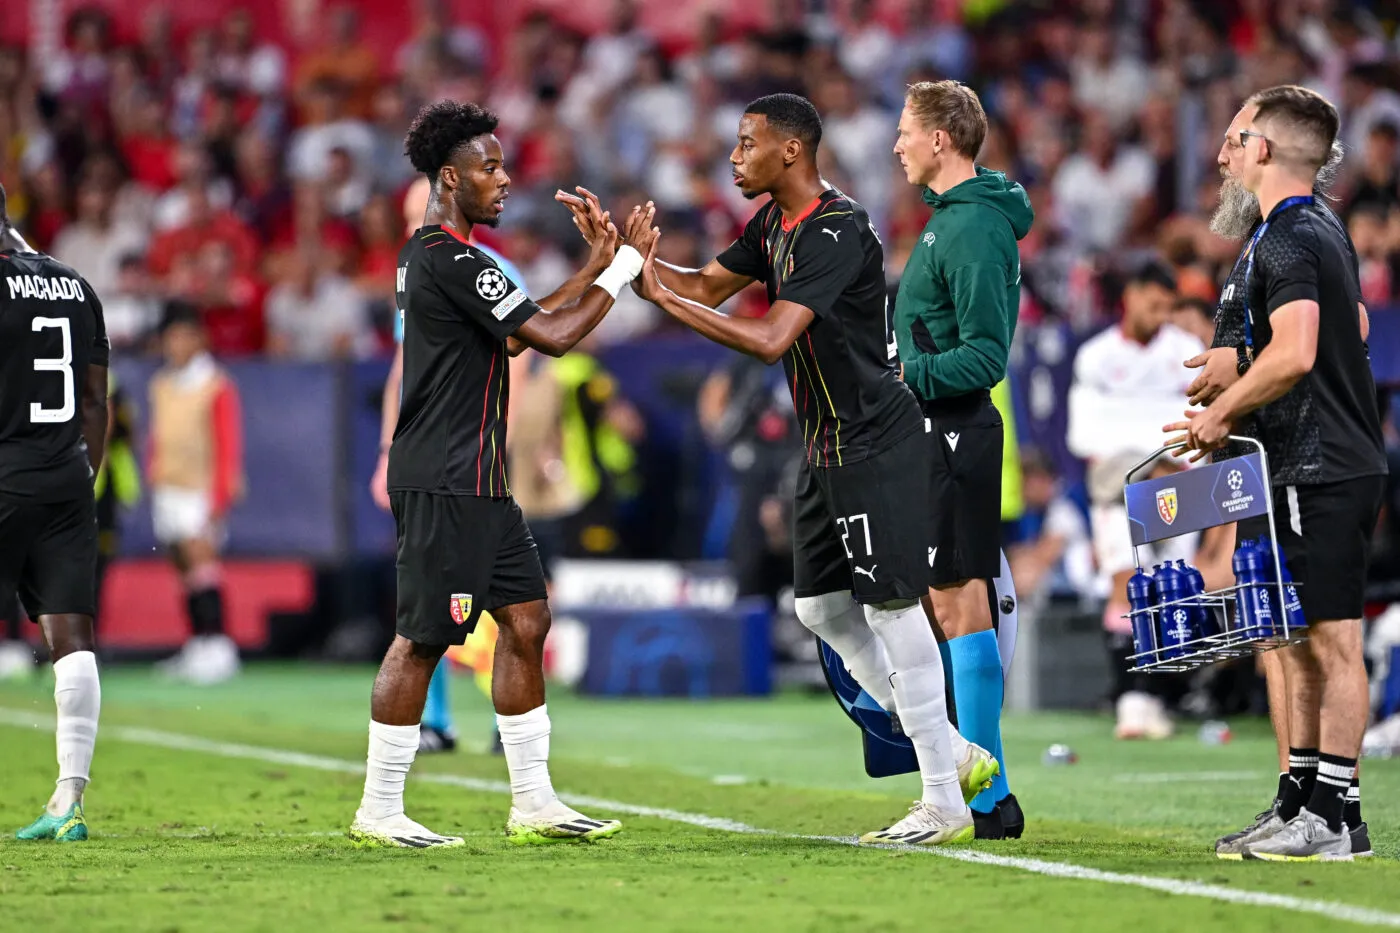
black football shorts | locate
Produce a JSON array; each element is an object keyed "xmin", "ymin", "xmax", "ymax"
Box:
[
  {"xmin": 0, "ymin": 494, "xmax": 99, "ymax": 619},
  {"xmin": 925, "ymin": 391, "xmax": 1003, "ymax": 586},
  {"xmin": 1237, "ymin": 475, "xmax": 1384, "ymax": 623},
  {"xmin": 792, "ymin": 425, "xmax": 932, "ymax": 605},
  {"xmin": 391, "ymin": 491, "xmax": 548, "ymax": 646}
]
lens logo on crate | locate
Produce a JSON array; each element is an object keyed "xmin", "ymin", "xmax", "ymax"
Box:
[
  {"xmin": 1218, "ymin": 467, "xmax": 1257, "ymax": 514},
  {"xmin": 1156, "ymin": 487, "xmax": 1178, "ymax": 524}
]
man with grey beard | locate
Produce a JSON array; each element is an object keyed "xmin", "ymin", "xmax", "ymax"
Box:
[{"xmin": 1168, "ymin": 85, "xmax": 1387, "ymax": 861}]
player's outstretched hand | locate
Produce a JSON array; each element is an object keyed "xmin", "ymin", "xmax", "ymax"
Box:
[
  {"xmin": 555, "ymin": 186, "xmax": 617, "ymax": 269},
  {"xmin": 633, "ymin": 234, "xmax": 664, "ymax": 303},
  {"xmin": 621, "ymin": 202, "xmax": 659, "ymax": 254}
]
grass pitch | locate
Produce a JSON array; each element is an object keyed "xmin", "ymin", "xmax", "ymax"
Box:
[{"xmin": 1, "ymin": 665, "xmax": 1398, "ymax": 932}]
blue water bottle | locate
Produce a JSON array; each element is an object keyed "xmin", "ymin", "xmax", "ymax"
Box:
[
  {"xmin": 1232, "ymin": 539, "xmax": 1275, "ymax": 639},
  {"xmin": 1256, "ymin": 537, "xmax": 1306, "ymax": 636},
  {"xmin": 1126, "ymin": 566, "xmax": 1158, "ymax": 665},
  {"xmin": 1177, "ymin": 559, "xmax": 1219, "ymax": 638},
  {"xmin": 1154, "ymin": 561, "xmax": 1195, "ymax": 659}
]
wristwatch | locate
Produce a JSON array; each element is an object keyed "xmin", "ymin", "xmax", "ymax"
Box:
[{"xmin": 1235, "ymin": 345, "xmax": 1252, "ymax": 376}]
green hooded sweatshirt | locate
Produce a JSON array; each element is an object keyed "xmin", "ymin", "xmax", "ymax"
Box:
[{"xmin": 894, "ymin": 166, "xmax": 1034, "ymax": 401}]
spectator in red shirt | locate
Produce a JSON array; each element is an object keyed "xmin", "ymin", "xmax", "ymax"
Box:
[
  {"xmin": 147, "ymin": 184, "xmax": 259, "ymax": 283},
  {"xmin": 120, "ymin": 91, "xmax": 179, "ymax": 193}
]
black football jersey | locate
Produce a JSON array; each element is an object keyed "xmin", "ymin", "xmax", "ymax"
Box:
[
  {"xmin": 0, "ymin": 249, "xmax": 108, "ymax": 502},
  {"xmin": 1211, "ymin": 199, "xmax": 1386, "ymax": 485},
  {"xmin": 388, "ymin": 226, "xmax": 541, "ymax": 497},
  {"xmin": 717, "ymin": 188, "xmax": 922, "ymax": 466}
]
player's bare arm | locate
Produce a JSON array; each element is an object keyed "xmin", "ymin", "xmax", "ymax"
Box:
[
  {"xmin": 512, "ymin": 205, "xmax": 658, "ymax": 358},
  {"xmin": 558, "ymin": 187, "xmax": 754, "ymax": 308},
  {"xmin": 634, "ymin": 248, "xmax": 813, "ymax": 366},
  {"xmin": 81, "ymin": 364, "xmax": 108, "ymax": 475}
]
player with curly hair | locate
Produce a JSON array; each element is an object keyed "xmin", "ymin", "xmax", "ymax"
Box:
[{"xmin": 349, "ymin": 101, "xmax": 658, "ymax": 848}]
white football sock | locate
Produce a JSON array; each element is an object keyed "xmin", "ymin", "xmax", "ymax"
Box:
[
  {"xmin": 359, "ymin": 721, "xmax": 420, "ymax": 821},
  {"xmin": 864, "ymin": 602, "xmax": 962, "ymax": 811},
  {"xmin": 50, "ymin": 651, "xmax": 100, "ymax": 815},
  {"xmin": 497, "ymin": 705, "xmax": 556, "ymax": 814},
  {"xmin": 795, "ymin": 591, "xmax": 897, "ymax": 711}
]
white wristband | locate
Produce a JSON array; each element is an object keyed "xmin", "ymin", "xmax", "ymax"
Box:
[{"xmin": 594, "ymin": 245, "xmax": 645, "ymax": 299}]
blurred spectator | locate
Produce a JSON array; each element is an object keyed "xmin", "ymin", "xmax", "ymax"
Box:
[
  {"xmin": 294, "ymin": 6, "xmax": 380, "ymax": 120},
  {"xmin": 368, "ymin": 83, "xmax": 416, "ymax": 193},
  {"xmin": 43, "ymin": 7, "xmax": 112, "ymax": 106},
  {"xmin": 1343, "ymin": 63, "xmax": 1400, "ymax": 157},
  {"xmin": 215, "ymin": 10, "xmax": 287, "ymax": 98},
  {"xmin": 1170, "ymin": 295, "xmax": 1217, "ymax": 348},
  {"xmin": 148, "ymin": 303, "xmax": 244, "ymax": 684},
  {"xmin": 151, "ymin": 143, "xmax": 236, "ymax": 232},
  {"xmin": 231, "ymin": 129, "xmax": 292, "ymax": 243},
  {"xmin": 697, "ymin": 356, "xmax": 799, "ymax": 600},
  {"xmin": 325, "ymin": 146, "xmax": 371, "ymax": 219},
  {"xmin": 1007, "ymin": 448, "xmax": 1094, "ymax": 601},
  {"xmin": 1072, "ymin": 20, "xmax": 1152, "ymax": 131},
  {"xmin": 171, "ymin": 28, "xmax": 221, "ymax": 141},
  {"xmin": 51, "ymin": 176, "xmax": 148, "ymax": 297},
  {"xmin": 1350, "ymin": 204, "xmax": 1397, "ymax": 306},
  {"xmin": 1066, "ymin": 261, "xmax": 1202, "ymax": 740},
  {"xmin": 265, "ymin": 246, "xmax": 371, "ymax": 360},
  {"xmin": 286, "ymin": 78, "xmax": 376, "ymax": 187},
  {"xmin": 119, "ymin": 91, "xmax": 179, "ymax": 193},
  {"xmin": 168, "ymin": 242, "xmax": 266, "ymax": 357},
  {"xmin": 148, "ymin": 184, "xmax": 258, "ymax": 281},
  {"xmin": 102, "ymin": 254, "xmax": 163, "ymax": 351},
  {"xmin": 353, "ymin": 194, "xmax": 405, "ymax": 337},
  {"xmin": 1348, "ymin": 121, "xmax": 1400, "ymax": 217},
  {"xmin": 394, "ymin": 0, "xmax": 491, "ymax": 77},
  {"xmin": 1052, "ymin": 110, "xmax": 1156, "ymax": 253},
  {"xmin": 814, "ymin": 69, "xmax": 892, "ymax": 230}
]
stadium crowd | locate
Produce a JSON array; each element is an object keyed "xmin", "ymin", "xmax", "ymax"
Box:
[
  {"xmin": 7, "ymin": 1, "xmax": 1400, "ymax": 359},
  {"xmin": 5, "ymin": 0, "xmax": 1400, "ymax": 635}
]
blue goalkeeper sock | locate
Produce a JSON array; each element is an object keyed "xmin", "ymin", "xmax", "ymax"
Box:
[
  {"xmin": 422, "ymin": 659, "xmax": 454, "ymax": 734},
  {"xmin": 947, "ymin": 630, "xmax": 1008, "ymax": 813}
]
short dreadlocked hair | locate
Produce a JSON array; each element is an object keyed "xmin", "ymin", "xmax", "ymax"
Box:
[{"xmin": 403, "ymin": 100, "xmax": 500, "ymax": 178}]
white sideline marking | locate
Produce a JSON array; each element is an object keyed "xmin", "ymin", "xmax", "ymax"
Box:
[
  {"xmin": 1113, "ymin": 770, "xmax": 1270, "ymax": 784},
  {"xmin": 3, "ymin": 708, "xmax": 1398, "ymax": 928}
]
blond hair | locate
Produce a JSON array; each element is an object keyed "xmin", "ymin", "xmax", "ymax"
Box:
[{"xmin": 905, "ymin": 80, "xmax": 987, "ymax": 159}]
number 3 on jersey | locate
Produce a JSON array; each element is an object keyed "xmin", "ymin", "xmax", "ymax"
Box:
[{"xmin": 30, "ymin": 317, "xmax": 74, "ymax": 423}]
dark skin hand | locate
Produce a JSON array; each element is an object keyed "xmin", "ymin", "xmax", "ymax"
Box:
[
  {"xmin": 569, "ymin": 113, "xmax": 830, "ymax": 365},
  {"xmin": 439, "ymin": 137, "xmax": 655, "ymax": 357}
]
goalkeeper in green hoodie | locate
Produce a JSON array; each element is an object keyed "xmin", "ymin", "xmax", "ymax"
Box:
[{"xmin": 893, "ymin": 80, "xmax": 1034, "ymax": 840}]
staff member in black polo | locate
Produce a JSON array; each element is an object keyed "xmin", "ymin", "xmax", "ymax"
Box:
[{"xmin": 1168, "ymin": 84, "xmax": 1387, "ymax": 862}]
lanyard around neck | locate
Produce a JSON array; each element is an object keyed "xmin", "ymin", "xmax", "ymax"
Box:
[{"xmin": 1235, "ymin": 194, "xmax": 1314, "ymax": 353}]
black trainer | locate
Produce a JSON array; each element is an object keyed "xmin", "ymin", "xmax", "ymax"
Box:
[
  {"xmin": 418, "ymin": 725, "xmax": 458, "ymax": 754},
  {"xmin": 973, "ymin": 807, "xmax": 1005, "ymax": 839},
  {"xmin": 1351, "ymin": 822, "xmax": 1374, "ymax": 857},
  {"xmin": 998, "ymin": 793, "xmax": 1024, "ymax": 839}
]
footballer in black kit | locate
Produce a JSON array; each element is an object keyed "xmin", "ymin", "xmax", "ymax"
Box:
[
  {"xmin": 599, "ymin": 93, "xmax": 991, "ymax": 846},
  {"xmin": 350, "ymin": 100, "xmax": 657, "ymax": 849},
  {"xmin": 0, "ymin": 183, "xmax": 109, "ymax": 842},
  {"xmin": 389, "ymin": 224, "xmax": 547, "ymax": 642},
  {"xmin": 713, "ymin": 189, "xmax": 930, "ymax": 604}
]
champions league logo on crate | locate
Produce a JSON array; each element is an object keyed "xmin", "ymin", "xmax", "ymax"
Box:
[{"xmin": 1219, "ymin": 467, "xmax": 1257, "ymax": 515}]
